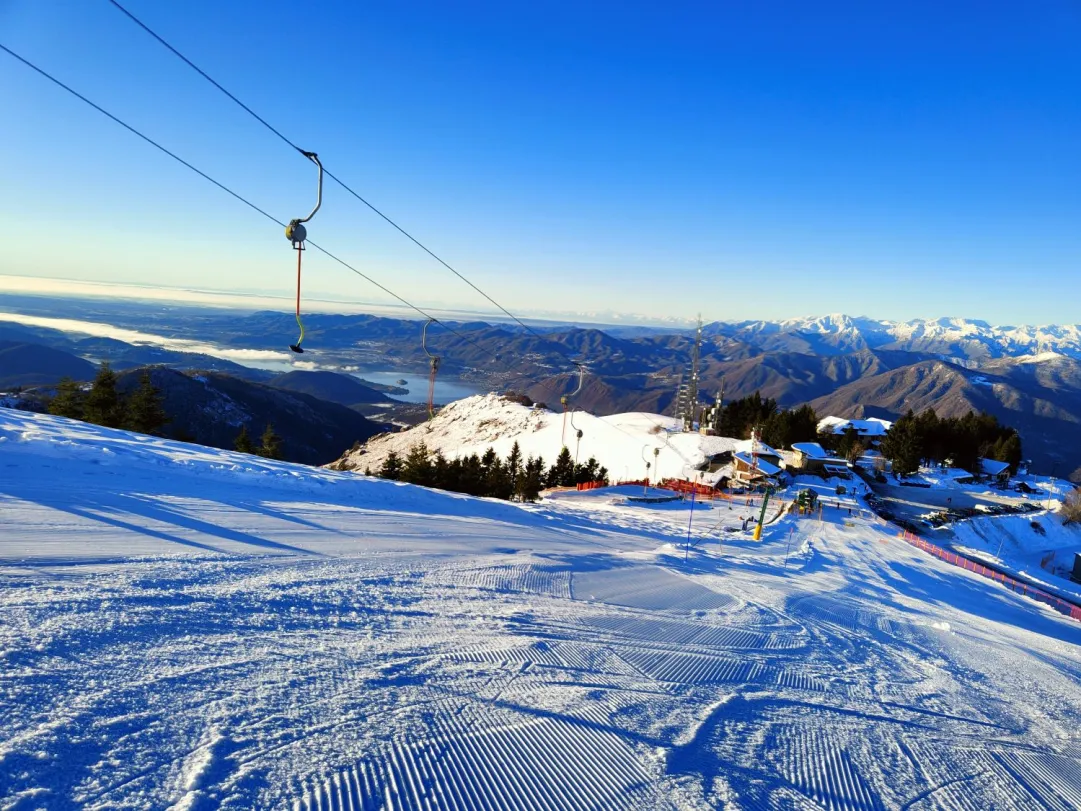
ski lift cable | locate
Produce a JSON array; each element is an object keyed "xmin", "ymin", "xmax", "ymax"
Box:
[
  {"xmin": 104, "ymin": 0, "xmax": 586, "ymax": 367},
  {"xmin": 102, "ymin": 2, "xmax": 689, "ymax": 439},
  {"xmin": 2, "ymin": 42, "xmax": 674, "ymax": 453},
  {"xmin": 0, "ymin": 42, "xmax": 546, "ymax": 389}
]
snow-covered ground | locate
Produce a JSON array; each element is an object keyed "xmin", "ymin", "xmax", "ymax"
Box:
[
  {"xmin": 3, "ymin": 410, "xmax": 1081, "ymax": 809},
  {"xmin": 952, "ymin": 513, "xmax": 1081, "ymax": 603},
  {"xmin": 332, "ymin": 394, "xmax": 739, "ymax": 486}
]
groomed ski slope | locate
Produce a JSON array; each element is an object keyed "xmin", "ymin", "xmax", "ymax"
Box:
[{"xmin": 2, "ymin": 410, "xmax": 1081, "ymax": 810}]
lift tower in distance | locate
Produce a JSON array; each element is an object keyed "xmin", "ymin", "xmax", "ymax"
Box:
[{"xmin": 676, "ymin": 315, "xmax": 703, "ymax": 431}]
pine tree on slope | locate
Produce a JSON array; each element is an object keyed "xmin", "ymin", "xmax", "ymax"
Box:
[
  {"xmin": 257, "ymin": 423, "xmax": 283, "ymax": 460},
  {"xmin": 234, "ymin": 424, "xmax": 255, "ymax": 454},
  {"xmin": 83, "ymin": 362, "xmax": 124, "ymax": 428},
  {"xmin": 49, "ymin": 377, "xmax": 85, "ymax": 420},
  {"xmin": 125, "ymin": 371, "xmax": 169, "ymax": 435}
]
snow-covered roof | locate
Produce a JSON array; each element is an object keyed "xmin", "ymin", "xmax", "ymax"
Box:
[
  {"xmin": 791, "ymin": 442, "xmax": 829, "ymax": 459},
  {"xmin": 944, "ymin": 467, "xmax": 976, "ymax": 480},
  {"xmin": 733, "ymin": 451, "xmax": 782, "ymax": 477},
  {"xmin": 980, "ymin": 458, "xmax": 1011, "ymax": 477},
  {"xmin": 818, "ymin": 416, "xmax": 893, "ymax": 437},
  {"xmin": 733, "ymin": 438, "xmax": 781, "ymax": 457}
]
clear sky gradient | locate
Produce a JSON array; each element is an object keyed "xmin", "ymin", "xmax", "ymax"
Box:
[{"xmin": 2, "ymin": 1, "xmax": 1079, "ymax": 325}]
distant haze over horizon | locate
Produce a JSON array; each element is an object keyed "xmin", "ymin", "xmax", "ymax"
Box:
[{"xmin": 1, "ymin": 274, "xmax": 1079, "ymax": 332}]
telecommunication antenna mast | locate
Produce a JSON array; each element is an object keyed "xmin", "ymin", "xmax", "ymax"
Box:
[{"xmin": 676, "ymin": 315, "xmax": 703, "ymax": 430}]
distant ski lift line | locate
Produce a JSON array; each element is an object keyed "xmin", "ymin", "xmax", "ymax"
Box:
[
  {"xmin": 102, "ymin": 0, "xmax": 698, "ymax": 441},
  {"xmin": 103, "ymin": 0, "xmax": 672, "ymax": 436},
  {"xmin": 2, "ymin": 38, "xmax": 685, "ymax": 444},
  {"xmin": 0, "ymin": 42, "xmax": 593, "ymax": 411}
]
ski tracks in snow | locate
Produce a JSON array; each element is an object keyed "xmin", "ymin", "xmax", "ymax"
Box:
[{"xmin": 3, "ymin": 512, "xmax": 1081, "ymax": 807}]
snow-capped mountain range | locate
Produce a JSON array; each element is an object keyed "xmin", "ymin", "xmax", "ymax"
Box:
[{"xmin": 706, "ymin": 314, "xmax": 1081, "ymax": 362}]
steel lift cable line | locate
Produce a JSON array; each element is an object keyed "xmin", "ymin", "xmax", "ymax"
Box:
[
  {"xmin": 104, "ymin": 2, "xmax": 695, "ymax": 443},
  {"xmin": 0, "ymin": 40, "xmax": 595, "ymax": 425},
  {"xmin": 105, "ymin": 0, "xmax": 580, "ymax": 357},
  {"xmin": 2, "ymin": 43, "xmax": 677, "ymax": 454},
  {"xmin": 0, "ymin": 43, "xmax": 522, "ymax": 383}
]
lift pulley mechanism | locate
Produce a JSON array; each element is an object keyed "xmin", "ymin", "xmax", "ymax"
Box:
[
  {"xmin": 284, "ymin": 150, "xmax": 324, "ymax": 353},
  {"xmin": 421, "ymin": 318, "xmax": 441, "ymax": 421},
  {"xmin": 570, "ymin": 409, "xmax": 585, "ymax": 467},
  {"xmin": 560, "ymin": 362, "xmax": 587, "ymax": 448}
]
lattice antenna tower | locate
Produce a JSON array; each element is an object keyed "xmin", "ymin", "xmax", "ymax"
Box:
[{"xmin": 677, "ymin": 315, "xmax": 704, "ymax": 430}]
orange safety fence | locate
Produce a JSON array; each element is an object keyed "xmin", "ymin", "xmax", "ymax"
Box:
[
  {"xmin": 657, "ymin": 478, "xmax": 727, "ymax": 500},
  {"xmin": 575, "ymin": 480, "xmax": 608, "ymax": 491},
  {"xmin": 896, "ymin": 531, "xmax": 1081, "ymax": 623}
]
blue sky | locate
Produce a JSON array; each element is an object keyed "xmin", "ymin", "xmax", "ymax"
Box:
[{"xmin": 2, "ymin": 0, "xmax": 1080, "ymax": 325}]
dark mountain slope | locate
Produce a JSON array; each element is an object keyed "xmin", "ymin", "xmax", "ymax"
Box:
[
  {"xmin": 269, "ymin": 370, "xmax": 398, "ymax": 407},
  {"xmin": 0, "ymin": 342, "xmax": 96, "ymax": 388},
  {"xmin": 116, "ymin": 368, "xmax": 384, "ymax": 465},
  {"xmin": 809, "ymin": 360, "xmax": 1081, "ymax": 470}
]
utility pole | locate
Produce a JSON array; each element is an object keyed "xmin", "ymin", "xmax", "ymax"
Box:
[
  {"xmin": 753, "ymin": 485, "xmax": 773, "ymax": 541},
  {"xmin": 685, "ymin": 474, "xmax": 700, "ymax": 563},
  {"xmin": 1046, "ymin": 462, "xmax": 1059, "ymax": 510}
]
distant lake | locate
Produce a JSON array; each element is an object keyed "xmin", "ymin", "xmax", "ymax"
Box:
[
  {"xmin": 245, "ymin": 361, "xmax": 483, "ymax": 404},
  {"xmin": 355, "ymin": 371, "xmax": 483, "ymax": 404}
]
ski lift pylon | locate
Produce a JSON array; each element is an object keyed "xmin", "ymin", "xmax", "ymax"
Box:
[
  {"xmin": 284, "ymin": 150, "xmax": 323, "ymax": 353},
  {"xmin": 560, "ymin": 362, "xmax": 587, "ymax": 448},
  {"xmin": 421, "ymin": 318, "xmax": 440, "ymax": 420}
]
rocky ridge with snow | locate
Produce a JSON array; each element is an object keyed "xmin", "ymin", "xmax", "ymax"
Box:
[{"xmin": 330, "ymin": 393, "xmax": 741, "ymax": 485}]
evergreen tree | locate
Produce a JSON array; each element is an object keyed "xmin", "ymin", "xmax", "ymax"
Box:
[
  {"xmin": 459, "ymin": 454, "xmax": 484, "ymax": 495},
  {"xmin": 506, "ymin": 441, "xmax": 523, "ymax": 495},
  {"xmin": 518, "ymin": 456, "xmax": 545, "ymax": 502},
  {"xmin": 817, "ymin": 426, "xmax": 841, "ymax": 453},
  {"xmin": 598, "ymin": 465, "xmax": 609, "ymax": 484},
  {"xmin": 988, "ymin": 432, "xmax": 1023, "ymax": 472},
  {"xmin": 881, "ymin": 410, "xmax": 921, "ymax": 475},
  {"xmin": 486, "ymin": 457, "xmax": 513, "ymax": 500},
  {"xmin": 574, "ymin": 456, "xmax": 601, "ymax": 485},
  {"xmin": 83, "ymin": 362, "xmax": 123, "ymax": 428},
  {"xmin": 788, "ymin": 404, "xmax": 820, "ymax": 444},
  {"xmin": 48, "ymin": 377, "xmax": 85, "ymax": 420},
  {"xmin": 835, "ymin": 426, "xmax": 862, "ymax": 461},
  {"xmin": 234, "ymin": 424, "xmax": 255, "ymax": 453},
  {"xmin": 718, "ymin": 392, "xmax": 778, "ymax": 439},
  {"xmin": 547, "ymin": 446, "xmax": 576, "ymax": 487},
  {"xmin": 845, "ymin": 438, "xmax": 866, "ymax": 464},
  {"xmin": 401, "ymin": 442, "xmax": 435, "ymax": 487},
  {"xmin": 257, "ymin": 423, "xmax": 283, "ymax": 460},
  {"xmin": 913, "ymin": 409, "xmax": 942, "ymax": 465},
  {"xmin": 432, "ymin": 451, "xmax": 450, "ymax": 490},
  {"xmin": 125, "ymin": 370, "xmax": 168, "ymax": 435},
  {"xmin": 761, "ymin": 406, "xmax": 818, "ymax": 449},
  {"xmin": 379, "ymin": 450, "xmax": 403, "ymax": 480},
  {"xmin": 445, "ymin": 457, "xmax": 465, "ymax": 492}
]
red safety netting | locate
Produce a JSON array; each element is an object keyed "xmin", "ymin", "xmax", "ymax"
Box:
[{"xmin": 896, "ymin": 531, "xmax": 1081, "ymax": 623}]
